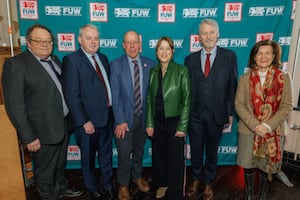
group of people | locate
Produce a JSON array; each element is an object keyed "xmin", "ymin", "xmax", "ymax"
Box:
[{"xmin": 1, "ymin": 18, "xmax": 293, "ymax": 200}]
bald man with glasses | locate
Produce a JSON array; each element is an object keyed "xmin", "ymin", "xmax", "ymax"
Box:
[{"xmin": 2, "ymin": 24, "xmax": 82, "ymax": 200}]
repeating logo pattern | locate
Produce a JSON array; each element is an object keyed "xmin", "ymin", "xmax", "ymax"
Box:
[{"xmin": 17, "ymin": 0, "xmax": 295, "ymax": 167}]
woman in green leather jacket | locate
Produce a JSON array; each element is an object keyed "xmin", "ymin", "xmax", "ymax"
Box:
[{"xmin": 146, "ymin": 36, "xmax": 191, "ymax": 200}]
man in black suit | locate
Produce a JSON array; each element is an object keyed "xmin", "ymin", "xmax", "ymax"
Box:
[
  {"xmin": 1, "ymin": 24, "xmax": 82, "ymax": 200},
  {"xmin": 62, "ymin": 24, "xmax": 113, "ymax": 200},
  {"xmin": 184, "ymin": 19, "xmax": 238, "ymax": 200}
]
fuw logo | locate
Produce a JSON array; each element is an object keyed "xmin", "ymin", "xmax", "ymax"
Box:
[
  {"xmin": 182, "ymin": 8, "xmax": 218, "ymax": 18},
  {"xmin": 249, "ymin": 6, "xmax": 284, "ymax": 17},
  {"xmin": 100, "ymin": 39, "xmax": 118, "ymax": 48},
  {"xmin": 158, "ymin": 4, "xmax": 175, "ymax": 22},
  {"xmin": 218, "ymin": 146, "xmax": 237, "ymax": 154},
  {"xmin": 224, "ymin": 3, "xmax": 242, "ymax": 22},
  {"xmin": 265, "ymin": 6, "xmax": 284, "ymax": 16},
  {"xmin": 131, "ymin": 9, "xmax": 150, "ymax": 17},
  {"xmin": 114, "ymin": 8, "xmax": 150, "ymax": 18},
  {"xmin": 229, "ymin": 38, "xmax": 248, "ymax": 47},
  {"xmin": 256, "ymin": 33, "xmax": 273, "ymax": 42},
  {"xmin": 173, "ymin": 39, "xmax": 184, "ymax": 48},
  {"xmin": 57, "ymin": 33, "xmax": 75, "ymax": 52},
  {"xmin": 62, "ymin": 7, "xmax": 82, "ymax": 16},
  {"xmin": 45, "ymin": 6, "xmax": 82, "ymax": 16},
  {"xmin": 278, "ymin": 37, "xmax": 291, "ymax": 46},
  {"xmin": 148, "ymin": 39, "xmax": 183, "ymax": 48},
  {"xmin": 45, "ymin": 6, "xmax": 61, "ymax": 16},
  {"xmin": 190, "ymin": 35, "xmax": 201, "ymax": 52},
  {"xmin": 90, "ymin": 3, "xmax": 107, "ymax": 22},
  {"xmin": 20, "ymin": 0, "xmax": 38, "ymax": 19},
  {"xmin": 149, "ymin": 39, "xmax": 158, "ymax": 48},
  {"xmin": 67, "ymin": 145, "xmax": 80, "ymax": 160}
]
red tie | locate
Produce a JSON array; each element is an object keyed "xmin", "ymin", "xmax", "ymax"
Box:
[
  {"xmin": 92, "ymin": 55, "xmax": 110, "ymax": 107},
  {"xmin": 204, "ymin": 53, "xmax": 211, "ymax": 77}
]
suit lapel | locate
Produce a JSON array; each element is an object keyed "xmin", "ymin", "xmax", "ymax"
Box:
[
  {"xmin": 121, "ymin": 56, "xmax": 134, "ymax": 93},
  {"xmin": 25, "ymin": 50, "xmax": 60, "ymax": 90}
]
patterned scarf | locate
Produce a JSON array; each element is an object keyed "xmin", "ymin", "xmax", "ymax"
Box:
[{"xmin": 249, "ymin": 66, "xmax": 284, "ymax": 174}]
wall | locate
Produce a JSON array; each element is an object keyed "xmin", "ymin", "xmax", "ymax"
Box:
[{"xmin": 12, "ymin": 0, "xmax": 299, "ymax": 167}]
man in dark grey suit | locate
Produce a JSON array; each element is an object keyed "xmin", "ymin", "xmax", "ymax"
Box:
[
  {"xmin": 1, "ymin": 24, "xmax": 82, "ymax": 199},
  {"xmin": 184, "ymin": 19, "xmax": 238, "ymax": 200},
  {"xmin": 110, "ymin": 30, "xmax": 155, "ymax": 200}
]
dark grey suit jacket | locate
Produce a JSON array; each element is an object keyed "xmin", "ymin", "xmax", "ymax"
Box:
[{"xmin": 2, "ymin": 50, "xmax": 66, "ymax": 145}]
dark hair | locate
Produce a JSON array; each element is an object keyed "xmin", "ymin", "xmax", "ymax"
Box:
[
  {"xmin": 248, "ymin": 40, "xmax": 281, "ymax": 69},
  {"xmin": 26, "ymin": 24, "xmax": 54, "ymax": 41},
  {"xmin": 156, "ymin": 36, "xmax": 174, "ymax": 51}
]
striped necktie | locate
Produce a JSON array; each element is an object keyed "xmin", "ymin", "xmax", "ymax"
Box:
[{"xmin": 132, "ymin": 60, "xmax": 142, "ymax": 114}]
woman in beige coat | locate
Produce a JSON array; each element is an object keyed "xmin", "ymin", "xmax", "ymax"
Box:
[{"xmin": 235, "ymin": 40, "xmax": 293, "ymax": 200}]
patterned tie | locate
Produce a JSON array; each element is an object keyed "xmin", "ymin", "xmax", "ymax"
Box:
[
  {"xmin": 92, "ymin": 55, "xmax": 110, "ymax": 107},
  {"xmin": 204, "ymin": 53, "xmax": 211, "ymax": 77},
  {"xmin": 132, "ymin": 60, "xmax": 142, "ymax": 114},
  {"xmin": 40, "ymin": 59, "xmax": 62, "ymax": 83}
]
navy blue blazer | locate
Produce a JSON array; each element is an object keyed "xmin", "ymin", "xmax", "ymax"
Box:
[
  {"xmin": 110, "ymin": 55, "xmax": 155, "ymax": 129},
  {"xmin": 62, "ymin": 49, "xmax": 111, "ymax": 128},
  {"xmin": 184, "ymin": 47, "xmax": 238, "ymax": 125}
]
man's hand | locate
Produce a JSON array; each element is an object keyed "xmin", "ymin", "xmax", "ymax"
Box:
[
  {"xmin": 83, "ymin": 121, "xmax": 95, "ymax": 134},
  {"xmin": 115, "ymin": 123, "xmax": 129, "ymax": 139},
  {"xmin": 26, "ymin": 138, "xmax": 41, "ymax": 152}
]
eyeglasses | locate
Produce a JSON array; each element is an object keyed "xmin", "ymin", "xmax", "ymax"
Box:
[{"xmin": 29, "ymin": 39, "xmax": 53, "ymax": 45}]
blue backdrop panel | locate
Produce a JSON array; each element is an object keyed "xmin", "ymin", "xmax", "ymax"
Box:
[{"xmin": 16, "ymin": 0, "xmax": 295, "ymax": 168}]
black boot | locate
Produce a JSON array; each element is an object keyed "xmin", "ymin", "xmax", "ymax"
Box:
[
  {"xmin": 244, "ymin": 168, "xmax": 255, "ymax": 200},
  {"xmin": 258, "ymin": 171, "xmax": 270, "ymax": 200}
]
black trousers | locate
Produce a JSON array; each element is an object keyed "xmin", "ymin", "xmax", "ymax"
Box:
[
  {"xmin": 152, "ymin": 116, "xmax": 185, "ymax": 200},
  {"xmin": 189, "ymin": 108, "xmax": 223, "ymax": 184},
  {"xmin": 32, "ymin": 117, "xmax": 70, "ymax": 200}
]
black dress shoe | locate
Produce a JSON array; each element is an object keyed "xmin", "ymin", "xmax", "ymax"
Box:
[
  {"xmin": 99, "ymin": 188, "xmax": 114, "ymax": 200},
  {"xmin": 102, "ymin": 190, "xmax": 114, "ymax": 200},
  {"xmin": 59, "ymin": 187, "xmax": 83, "ymax": 198}
]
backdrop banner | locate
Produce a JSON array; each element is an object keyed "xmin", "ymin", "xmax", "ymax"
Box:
[{"xmin": 16, "ymin": 0, "xmax": 295, "ymax": 168}]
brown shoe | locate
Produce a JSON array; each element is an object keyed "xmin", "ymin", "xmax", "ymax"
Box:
[
  {"xmin": 133, "ymin": 178, "xmax": 150, "ymax": 192},
  {"xmin": 204, "ymin": 185, "xmax": 214, "ymax": 200},
  {"xmin": 186, "ymin": 180, "xmax": 202, "ymax": 198},
  {"xmin": 118, "ymin": 186, "xmax": 129, "ymax": 200}
]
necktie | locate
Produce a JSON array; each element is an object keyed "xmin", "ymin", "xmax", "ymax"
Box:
[
  {"xmin": 92, "ymin": 55, "xmax": 110, "ymax": 107},
  {"xmin": 132, "ymin": 60, "xmax": 142, "ymax": 114},
  {"xmin": 40, "ymin": 59, "xmax": 62, "ymax": 83},
  {"xmin": 204, "ymin": 53, "xmax": 211, "ymax": 77}
]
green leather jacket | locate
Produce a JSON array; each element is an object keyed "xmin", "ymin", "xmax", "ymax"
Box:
[{"xmin": 146, "ymin": 60, "xmax": 191, "ymax": 132}]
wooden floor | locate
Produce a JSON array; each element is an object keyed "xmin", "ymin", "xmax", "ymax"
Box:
[{"xmin": 25, "ymin": 152, "xmax": 300, "ymax": 200}]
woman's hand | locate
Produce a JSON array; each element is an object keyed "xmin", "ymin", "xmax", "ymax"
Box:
[
  {"xmin": 175, "ymin": 131, "xmax": 186, "ymax": 137},
  {"xmin": 146, "ymin": 127, "xmax": 154, "ymax": 137},
  {"xmin": 254, "ymin": 124, "xmax": 269, "ymax": 137}
]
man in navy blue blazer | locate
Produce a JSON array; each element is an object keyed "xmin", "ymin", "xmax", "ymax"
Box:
[
  {"xmin": 184, "ymin": 19, "xmax": 238, "ymax": 200},
  {"xmin": 110, "ymin": 30, "xmax": 155, "ymax": 200},
  {"xmin": 62, "ymin": 24, "xmax": 113, "ymax": 200}
]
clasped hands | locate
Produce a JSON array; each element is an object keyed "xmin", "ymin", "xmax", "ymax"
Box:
[{"xmin": 254, "ymin": 123, "xmax": 270, "ymax": 137}]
